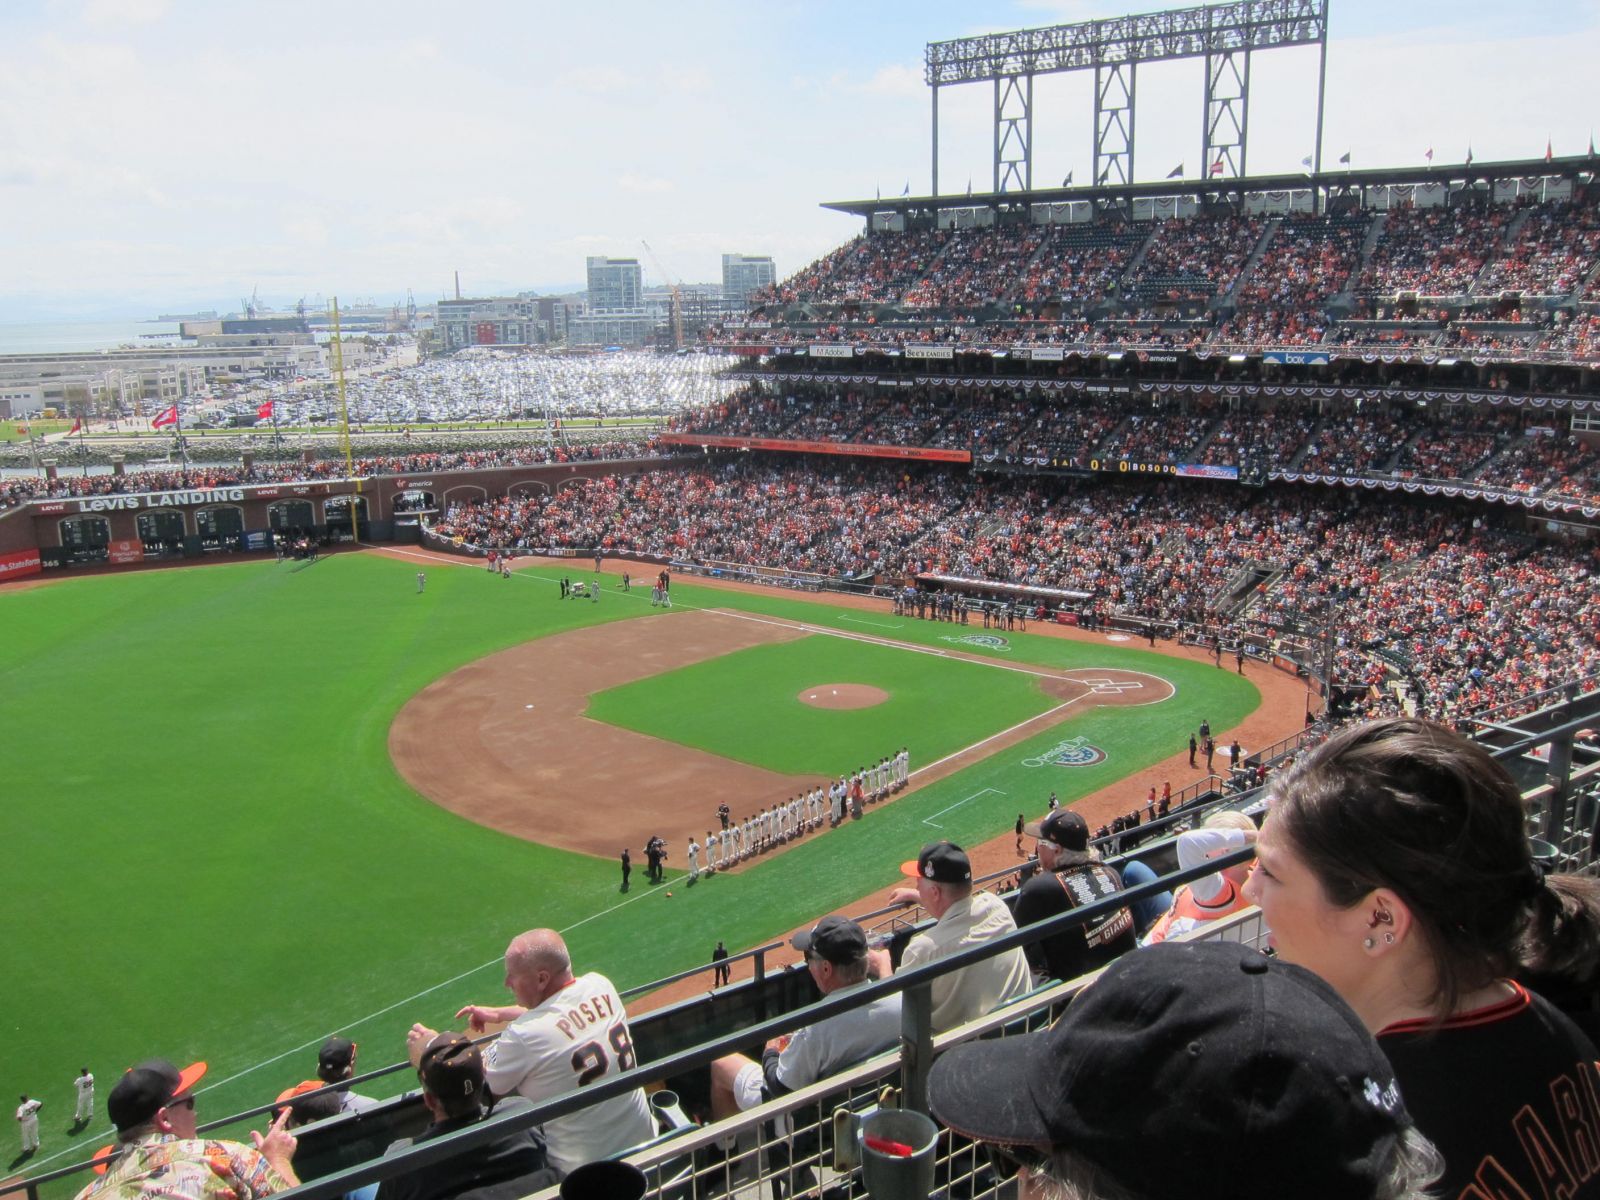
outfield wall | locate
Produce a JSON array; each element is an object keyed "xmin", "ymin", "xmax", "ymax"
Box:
[{"xmin": 1, "ymin": 456, "xmax": 681, "ymax": 574}]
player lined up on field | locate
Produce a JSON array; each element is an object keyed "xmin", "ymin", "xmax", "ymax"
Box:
[{"xmin": 684, "ymin": 748, "xmax": 910, "ymax": 880}]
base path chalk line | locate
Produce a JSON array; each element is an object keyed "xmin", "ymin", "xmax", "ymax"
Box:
[
  {"xmin": 922, "ymin": 786, "xmax": 1006, "ymax": 829},
  {"xmin": 838, "ymin": 615, "xmax": 904, "ymax": 630},
  {"xmin": 707, "ymin": 606, "xmax": 1173, "ymax": 699},
  {"xmin": 365, "ymin": 546, "xmax": 1174, "ymax": 709}
]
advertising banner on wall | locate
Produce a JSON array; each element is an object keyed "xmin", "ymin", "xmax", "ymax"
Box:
[
  {"xmin": 657, "ymin": 433, "xmax": 970, "ymax": 463},
  {"xmin": 0, "ymin": 548, "xmax": 42, "ymax": 582},
  {"xmin": 108, "ymin": 539, "xmax": 145, "ymax": 565}
]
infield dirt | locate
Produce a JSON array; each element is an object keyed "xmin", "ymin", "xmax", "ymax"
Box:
[{"xmin": 389, "ymin": 603, "xmax": 1167, "ymax": 861}]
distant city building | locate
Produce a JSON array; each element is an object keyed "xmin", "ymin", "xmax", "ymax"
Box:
[
  {"xmin": 565, "ymin": 312, "xmax": 657, "ymax": 347},
  {"xmin": 0, "ymin": 344, "xmax": 320, "ymax": 413},
  {"xmin": 586, "ymin": 257, "xmax": 644, "ymax": 312},
  {"xmin": 0, "ymin": 382, "xmax": 45, "ymax": 418},
  {"xmin": 721, "ymin": 254, "xmax": 776, "ymax": 303},
  {"xmin": 436, "ymin": 296, "xmax": 566, "ymax": 350}
]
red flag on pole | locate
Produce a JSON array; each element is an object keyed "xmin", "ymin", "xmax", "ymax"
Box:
[
  {"xmin": 1209, "ymin": 159, "xmax": 1225, "ymax": 176},
  {"xmin": 1545, "ymin": 139, "xmax": 1554, "ymax": 162},
  {"xmin": 69, "ymin": 418, "xmax": 83, "ymax": 435},
  {"xmin": 151, "ymin": 405, "xmax": 178, "ymax": 429},
  {"xmin": 257, "ymin": 400, "xmax": 275, "ymax": 420}
]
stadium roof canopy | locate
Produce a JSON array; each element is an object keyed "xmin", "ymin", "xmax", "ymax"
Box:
[{"xmin": 823, "ymin": 153, "xmax": 1600, "ymax": 220}]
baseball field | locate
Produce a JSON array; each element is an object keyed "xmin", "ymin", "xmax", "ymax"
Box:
[{"xmin": 0, "ymin": 549, "xmax": 1258, "ymax": 1173}]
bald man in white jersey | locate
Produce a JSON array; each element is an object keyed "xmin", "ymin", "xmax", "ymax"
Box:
[{"xmin": 415, "ymin": 929, "xmax": 653, "ymax": 1178}]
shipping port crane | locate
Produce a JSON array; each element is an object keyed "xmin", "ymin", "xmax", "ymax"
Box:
[{"xmin": 639, "ymin": 240, "xmax": 684, "ymax": 351}]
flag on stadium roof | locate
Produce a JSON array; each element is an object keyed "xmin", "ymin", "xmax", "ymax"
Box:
[
  {"xmin": 1209, "ymin": 160, "xmax": 1224, "ymax": 176},
  {"xmin": 1545, "ymin": 139, "xmax": 1554, "ymax": 162},
  {"xmin": 1339, "ymin": 150, "xmax": 1351, "ymax": 165},
  {"xmin": 1424, "ymin": 147, "xmax": 1434, "ymax": 162},
  {"xmin": 1300, "ymin": 155, "xmax": 1313, "ymax": 169},
  {"xmin": 901, "ymin": 182, "xmax": 910, "ymax": 197},
  {"xmin": 1062, "ymin": 171, "xmax": 1072, "ymax": 186},
  {"xmin": 151, "ymin": 405, "xmax": 178, "ymax": 429},
  {"xmin": 1167, "ymin": 163, "xmax": 1184, "ymax": 178},
  {"xmin": 1465, "ymin": 145, "xmax": 1474, "ymax": 167}
]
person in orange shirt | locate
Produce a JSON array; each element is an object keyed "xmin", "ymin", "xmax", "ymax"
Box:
[{"xmin": 1142, "ymin": 810, "xmax": 1257, "ymax": 945}]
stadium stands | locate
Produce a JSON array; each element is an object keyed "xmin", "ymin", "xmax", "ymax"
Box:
[
  {"xmin": 733, "ymin": 192, "xmax": 1600, "ymax": 363},
  {"xmin": 0, "ymin": 442, "xmax": 661, "ymax": 511},
  {"xmin": 424, "ymin": 456, "xmax": 1600, "ymax": 728}
]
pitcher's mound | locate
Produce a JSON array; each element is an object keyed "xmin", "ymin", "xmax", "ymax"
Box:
[{"xmin": 799, "ymin": 684, "xmax": 889, "ymax": 710}]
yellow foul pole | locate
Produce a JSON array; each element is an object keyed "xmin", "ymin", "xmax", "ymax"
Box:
[{"xmin": 328, "ymin": 296, "xmax": 360, "ymax": 542}]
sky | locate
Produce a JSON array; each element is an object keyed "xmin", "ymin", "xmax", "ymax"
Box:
[{"xmin": 1, "ymin": 0, "xmax": 1596, "ymax": 319}]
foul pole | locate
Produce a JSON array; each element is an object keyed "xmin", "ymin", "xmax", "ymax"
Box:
[{"xmin": 328, "ymin": 297, "xmax": 360, "ymax": 543}]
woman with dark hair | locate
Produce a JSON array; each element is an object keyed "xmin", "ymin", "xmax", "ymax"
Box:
[{"xmin": 1243, "ymin": 717, "xmax": 1600, "ymax": 1198}]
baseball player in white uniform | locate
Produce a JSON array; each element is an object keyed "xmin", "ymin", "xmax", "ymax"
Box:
[
  {"xmin": 16, "ymin": 1095, "xmax": 42, "ymax": 1152},
  {"xmin": 704, "ymin": 830, "xmax": 720, "ymax": 873},
  {"xmin": 687, "ymin": 837, "xmax": 700, "ymax": 882},
  {"xmin": 73, "ymin": 1068, "xmax": 94, "ymax": 1124},
  {"xmin": 440, "ymin": 929, "xmax": 654, "ymax": 1177}
]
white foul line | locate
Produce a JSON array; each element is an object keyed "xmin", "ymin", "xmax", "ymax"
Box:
[
  {"xmin": 26, "ymin": 880, "xmax": 669, "ymax": 1168},
  {"xmin": 922, "ymin": 787, "xmax": 1006, "ymax": 828}
]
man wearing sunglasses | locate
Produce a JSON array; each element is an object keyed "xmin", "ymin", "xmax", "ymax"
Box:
[{"xmin": 75, "ymin": 1059, "xmax": 299, "ymax": 1200}]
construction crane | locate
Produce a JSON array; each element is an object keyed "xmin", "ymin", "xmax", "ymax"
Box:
[{"xmin": 640, "ymin": 240, "xmax": 683, "ymax": 352}]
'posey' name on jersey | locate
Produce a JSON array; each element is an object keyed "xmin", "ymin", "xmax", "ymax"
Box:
[{"xmin": 554, "ymin": 991, "xmax": 619, "ymax": 1041}]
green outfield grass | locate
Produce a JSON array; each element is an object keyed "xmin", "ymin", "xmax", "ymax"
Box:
[
  {"xmin": 1, "ymin": 418, "xmax": 70, "ymax": 443},
  {"xmin": 0, "ymin": 554, "xmax": 1256, "ymax": 1178},
  {"xmin": 586, "ymin": 635, "xmax": 1061, "ymax": 774}
]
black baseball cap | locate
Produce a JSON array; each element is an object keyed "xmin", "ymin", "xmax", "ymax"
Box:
[
  {"xmin": 791, "ymin": 915, "xmax": 868, "ymax": 965},
  {"xmin": 107, "ymin": 1060, "xmax": 208, "ymax": 1132},
  {"xmin": 900, "ymin": 841, "xmax": 972, "ymax": 884},
  {"xmin": 1023, "ymin": 809, "xmax": 1091, "ymax": 862},
  {"xmin": 418, "ymin": 1032, "xmax": 484, "ymax": 1101},
  {"xmin": 317, "ymin": 1037, "xmax": 357, "ymax": 1082},
  {"xmin": 927, "ymin": 942, "xmax": 1413, "ymax": 1200}
]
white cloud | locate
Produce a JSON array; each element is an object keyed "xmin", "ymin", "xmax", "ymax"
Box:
[
  {"xmin": 619, "ymin": 173, "xmax": 675, "ymax": 194},
  {"xmin": 858, "ymin": 64, "xmax": 924, "ymax": 98},
  {"xmin": 79, "ymin": 0, "xmax": 168, "ymax": 26},
  {"xmin": 3, "ymin": 2, "xmax": 1598, "ymax": 313}
]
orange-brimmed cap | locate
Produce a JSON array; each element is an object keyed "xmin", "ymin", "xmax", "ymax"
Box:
[{"xmin": 107, "ymin": 1060, "xmax": 208, "ymax": 1132}]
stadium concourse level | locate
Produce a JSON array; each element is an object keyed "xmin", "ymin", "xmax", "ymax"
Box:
[
  {"xmin": 735, "ymin": 191, "xmax": 1600, "ymax": 361},
  {"xmin": 673, "ymin": 382, "xmax": 1600, "ymax": 508},
  {"xmin": 0, "ymin": 441, "xmax": 659, "ymax": 511},
  {"xmin": 428, "ymin": 457, "xmax": 1600, "ymax": 727}
]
